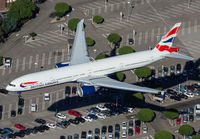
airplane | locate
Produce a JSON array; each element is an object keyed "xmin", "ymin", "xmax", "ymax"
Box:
[{"xmin": 6, "ymin": 19, "xmax": 194, "ymax": 97}]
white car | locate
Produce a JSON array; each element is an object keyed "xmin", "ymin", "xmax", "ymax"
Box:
[
  {"xmin": 128, "ymin": 108, "xmax": 134, "ymax": 113},
  {"xmin": 184, "ymin": 92, "xmax": 194, "ymax": 98},
  {"xmin": 82, "ymin": 116, "xmax": 93, "ymax": 122},
  {"xmin": 4, "ymin": 58, "xmax": 12, "ymax": 67},
  {"xmin": 96, "ymin": 113, "xmax": 106, "ymax": 119},
  {"xmin": 56, "ymin": 112, "xmax": 66, "ymax": 119},
  {"xmin": 96, "ymin": 104, "xmax": 109, "ymax": 111},
  {"xmin": 46, "ymin": 123, "xmax": 56, "ymax": 129},
  {"xmin": 122, "ymin": 121, "xmax": 127, "ymax": 130},
  {"xmin": 142, "ymin": 126, "xmax": 148, "ymax": 134},
  {"xmin": 121, "ymin": 129, "xmax": 127, "ymax": 138},
  {"xmin": 108, "ymin": 133, "xmax": 113, "ymax": 139}
]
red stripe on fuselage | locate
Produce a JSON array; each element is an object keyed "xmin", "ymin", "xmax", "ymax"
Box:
[
  {"xmin": 20, "ymin": 81, "xmax": 38, "ymax": 85},
  {"xmin": 156, "ymin": 45, "xmax": 178, "ymax": 53}
]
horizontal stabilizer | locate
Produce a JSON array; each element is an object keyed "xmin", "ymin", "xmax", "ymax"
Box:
[{"xmin": 167, "ymin": 52, "xmax": 194, "ymax": 60}]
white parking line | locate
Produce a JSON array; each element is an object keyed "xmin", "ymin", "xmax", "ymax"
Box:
[
  {"xmin": 35, "ymin": 54, "xmax": 39, "ymax": 69},
  {"xmin": 157, "ymin": 27, "xmax": 161, "ymax": 41},
  {"xmin": 28, "ymin": 56, "xmax": 33, "ymax": 69},
  {"xmin": 15, "ymin": 58, "xmax": 19, "ymax": 72},
  {"xmin": 151, "ymin": 28, "xmax": 154, "ymax": 42},
  {"xmin": 8, "ymin": 104, "xmax": 12, "ymax": 118},
  {"xmin": 61, "ymin": 49, "xmax": 65, "ymax": 62},
  {"xmin": 36, "ymin": 97, "xmax": 39, "ymax": 111},
  {"xmin": 138, "ymin": 32, "xmax": 142, "ymax": 45},
  {"xmin": 54, "ymin": 50, "xmax": 58, "ymax": 64},
  {"xmin": 144, "ymin": 31, "xmax": 148, "ymax": 44},
  {"xmin": 1, "ymin": 105, "xmax": 5, "ymax": 120},
  {"xmin": 48, "ymin": 52, "xmax": 52, "ymax": 65},
  {"xmin": 22, "ymin": 57, "xmax": 26, "ymax": 71},
  {"xmin": 194, "ymin": 19, "xmax": 198, "ymax": 32},
  {"xmin": 41, "ymin": 53, "xmax": 46, "ymax": 66},
  {"xmin": 188, "ymin": 20, "xmax": 191, "ymax": 34},
  {"xmin": 29, "ymin": 99, "xmax": 32, "ymax": 114}
]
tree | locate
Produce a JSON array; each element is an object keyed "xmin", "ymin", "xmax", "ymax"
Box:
[
  {"xmin": 136, "ymin": 108, "xmax": 154, "ymax": 122},
  {"xmin": 54, "ymin": 2, "xmax": 70, "ymax": 17},
  {"xmin": 0, "ymin": 56, "xmax": 3, "ymax": 66},
  {"xmin": 192, "ymin": 134, "xmax": 200, "ymax": 139},
  {"xmin": 135, "ymin": 66, "xmax": 152, "ymax": 78},
  {"xmin": 163, "ymin": 109, "xmax": 179, "ymax": 120},
  {"xmin": 86, "ymin": 37, "xmax": 95, "ymax": 46},
  {"xmin": 116, "ymin": 72, "xmax": 124, "ymax": 81},
  {"xmin": 68, "ymin": 18, "xmax": 80, "ymax": 31},
  {"xmin": 1, "ymin": 18, "xmax": 17, "ymax": 34},
  {"xmin": 7, "ymin": 0, "xmax": 37, "ymax": 22},
  {"xmin": 95, "ymin": 53, "xmax": 108, "ymax": 60},
  {"xmin": 107, "ymin": 33, "xmax": 121, "ymax": 44},
  {"xmin": 118, "ymin": 46, "xmax": 135, "ymax": 55},
  {"xmin": 179, "ymin": 125, "xmax": 194, "ymax": 136},
  {"xmin": 154, "ymin": 130, "xmax": 173, "ymax": 139},
  {"xmin": 93, "ymin": 15, "xmax": 104, "ymax": 24}
]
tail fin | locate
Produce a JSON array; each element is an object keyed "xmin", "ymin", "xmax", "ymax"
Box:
[{"xmin": 153, "ymin": 23, "xmax": 181, "ymax": 53}]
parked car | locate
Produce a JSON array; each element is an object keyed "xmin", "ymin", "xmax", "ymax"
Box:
[
  {"xmin": 75, "ymin": 117, "xmax": 85, "ymax": 123},
  {"xmin": 135, "ymin": 120, "xmax": 141, "ymax": 127},
  {"xmin": 88, "ymin": 114, "xmax": 98, "ymax": 120},
  {"xmin": 68, "ymin": 110, "xmax": 82, "ymax": 117},
  {"xmin": 176, "ymin": 64, "xmax": 181, "ymax": 74},
  {"xmin": 189, "ymin": 114, "xmax": 194, "ymax": 121},
  {"xmin": 11, "ymin": 110, "xmax": 16, "ymax": 117},
  {"xmin": 46, "ymin": 123, "xmax": 56, "ymax": 129},
  {"xmin": 56, "ymin": 112, "xmax": 67, "ymax": 119},
  {"xmin": 163, "ymin": 66, "xmax": 168, "ymax": 76},
  {"xmin": 142, "ymin": 126, "xmax": 148, "ymax": 134},
  {"xmin": 189, "ymin": 107, "xmax": 194, "ymax": 114},
  {"xmin": 3, "ymin": 128, "xmax": 14, "ymax": 134},
  {"xmin": 18, "ymin": 97, "xmax": 24, "ymax": 107},
  {"xmin": 87, "ymin": 130, "xmax": 93, "ymax": 138},
  {"xmin": 128, "ymin": 38, "xmax": 134, "ymax": 45},
  {"xmin": 67, "ymin": 135, "xmax": 73, "ymax": 139},
  {"xmin": 122, "ymin": 121, "xmax": 127, "ymax": 130},
  {"xmin": 44, "ymin": 93, "xmax": 50, "ymax": 101},
  {"xmin": 108, "ymin": 133, "xmax": 113, "ymax": 139},
  {"xmin": 60, "ymin": 136, "xmax": 66, "ymax": 139},
  {"xmin": 115, "ymin": 132, "xmax": 119, "ymax": 139},
  {"xmin": 121, "ymin": 129, "xmax": 127, "ymax": 138},
  {"xmin": 176, "ymin": 118, "xmax": 181, "ymax": 125},
  {"xmin": 95, "ymin": 128, "xmax": 100, "ymax": 136},
  {"xmin": 128, "ymin": 128, "xmax": 133, "ymax": 136},
  {"xmin": 102, "ymin": 126, "xmax": 107, "ymax": 134},
  {"xmin": 35, "ymin": 118, "xmax": 46, "ymax": 124},
  {"xmin": 184, "ymin": 92, "xmax": 194, "ymax": 98},
  {"xmin": 31, "ymin": 104, "xmax": 37, "ymax": 112},
  {"xmin": 115, "ymin": 124, "xmax": 120, "ymax": 132},
  {"xmin": 170, "ymin": 95, "xmax": 181, "ymax": 101},
  {"xmin": 74, "ymin": 133, "xmax": 79, "ymax": 139},
  {"xmin": 18, "ymin": 108, "xmax": 23, "ymax": 115},
  {"xmin": 4, "ymin": 57, "xmax": 12, "ymax": 67},
  {"xmin": 183, "ymin": 114, "xmax": 188, "ymax": 123},
  {"xmin": 68, "ymin": 119, "xmax": 79, "ymax": 125},
  {"xmin": 72, "ymin": 86, "xmax": 77, "ymax": 95},
  {"xmin": 65, "ymin": 86, "xmax": 71, "ymax": 96},
  {"xmin": 108, "ymin": 125, "xmax": 113, "ymax": 133},
  {"xmin": 196, "ymin": 113, "xmax": 200, "ymax": 120},
  {"xmin": 82, "ymin": 116, "xmax": 93, "ymax": 122},
  {"xmin": 96, "ymin": 113, "xmax": 106, "ymax": 119},
  {"xmin": 129, "ymin": 120, "xmax": 133, "ymax": 129},
  {"xmin": 96, "ymin": 104, "xmax": 109, "ymax": 111},
  {"xmin": 170, "ymin": 65, "xmax": 175, "ymax": 75},
  {"xmin": 14, "ymin": 124, "xmax": 26, "ymax": 130},
  {"xmin": 135, "ymin": 126, "xmax": 140, "ymax": 134}
]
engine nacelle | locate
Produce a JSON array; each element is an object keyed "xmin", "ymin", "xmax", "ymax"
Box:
[
  {"xmin": 77, "ymin": 86, "xmax": 96, "ymax": 97},
  {"xmin": 55, "ymin": 62, "xmax": 69, "ymax": 68}
]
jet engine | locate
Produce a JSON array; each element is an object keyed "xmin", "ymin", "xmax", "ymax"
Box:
[
  {"xmin": 77, "ymin": 86, "xmax": 96, "ymax": 97},
  {"xmin": 55, "ymin": 62, "xmax": 69, "ymax": 68}
]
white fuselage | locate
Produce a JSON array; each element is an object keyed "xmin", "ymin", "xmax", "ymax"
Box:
[{"xmin": 6, "ymin": 50, "xmax": 162, "ymax": 92}]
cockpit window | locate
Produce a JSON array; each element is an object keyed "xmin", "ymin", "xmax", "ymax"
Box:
[{"xmin": 9, "ymin": 83, "xmax": 16, "ymax": 87}]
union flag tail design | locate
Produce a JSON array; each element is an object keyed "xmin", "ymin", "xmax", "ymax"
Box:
[{"xmin": 153, "ymin": 23, "xmax": 181, "ymax": 53}]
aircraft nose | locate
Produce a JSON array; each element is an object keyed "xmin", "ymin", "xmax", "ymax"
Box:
[{"xmin": 6, "ymin": 85, "xmax": 12, "ymax": 91}]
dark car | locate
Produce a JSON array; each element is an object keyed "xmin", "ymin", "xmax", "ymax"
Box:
[
  {"xmin": 115, "ymin": 124, "xmax": 120, "ymax": 132},
  {"xmin": 167, "ymin": 89, "xmax": 177, "ymax": 95},
  {"xmin": 17, "ymin": 108, "xmax": 23, "ymax": 115},
  {"xmin": 40, "ymin": 125, "xmax": 49, "ymax": 131},
  {"xmin": 35, "ymin": 118, "xmax": 46, "ymax": 124},
  {"xmin": 65, "ymin": 86, "xmax": 71, "ymax": 96},
  {"xmin": 36, "ymin": 126, "xmax": 45, "ymax": 132},
  {"xmin": 60, "ymin": 136, "xmax": 66, "ymax": 139},
  {"xmin": 72, "ymin": 86, "xmax": 77, "ymax": 95},
  {"xmin": 95, "ymin": 128, "xmax": 100, "ymax": 136},
  {"xmin": 0, "ymin": 128, "xmax": 4, "ymax": 134},
  {"xmin": 11, "ymin": 110, "xmax": 16, "ymax": 117},
  {"xmin": 24, "ymin": 128, "xmax": 31, "ymax": 135},
  {"xmin": 135, "ymin": 120, "xmax": 141, "ymax": 127},
  {"xmin": 67, "ymin": 135, "xmax": 72, "ymax": 139},
  {"xmin": 3, "ymin": 128, "xmax": 14, "ymax": 134},
  {"xmin": 75, "ymin": 117, "xmax": 85, "ymax": 123},
  {"xmin": 68, "ymin": 119, "xmax": 79, "ymax": 125},
  {"xmin": 0, "ymin": 105, "xmax": 2, "ymax": 120},
  {"xmin": 177, "ymin": 94, "xmax": 188, "ymax": 99},
  {"xmin": 14, "ymin": 131, "xmax": 25, "ymax": 138},
  {"xmin": 7, "ymin": 133, "xmax": 16, "ymax": 139},
  {"xmin": 104, "ymin": 103, "xmax": 112, "ymax": 109},
  {"xmin": 128, "ymin": 128, "xmax": 133, "ymax": 136},
  {"xmin": 189, "ymin": 114, "xmax": 194, "ymax": 121},
  {"xmin": 74, "ymin": 133, "xmax": 79, "ymax": 139},
  {"xmin": 176, "ymin": 64, "xmax": 181, "ymax": 74},
  {"xmin": 30, "ymin": 128, "xmax": 38, "ymax": 134},
  {"xmin": 108, "ymin": 125, "xmax": 113, "ymax": 133},
  {"xmin": 18, "ymin": 97, "xmax": 24, "ymax": 107},
  {"xmin": 115, "ymin": 132, "xmax": 120, "ymax": 139},
  {"xmin": 88, "ymin": 114, "xmax": 98, "ymax": 120},
  {"xmin": 128, "ymin": 38, "xmax": 134, "ymax": 45},
  {"xmin": 170, "ymin": 95, "xmax": 181, "ymax": 101},
  {"xmin": 0, "ymin": 88, "xmax": 8, "ymax": 94},
  {"xmin": 81, "ymin": 131, "xmax": 87, "ymax": 139},
  {"xmin": 102, "ymin": 126, "xmax": 107, "ymax": 134}
]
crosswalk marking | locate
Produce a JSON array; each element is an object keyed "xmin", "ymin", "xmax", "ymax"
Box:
[
  {"xmin": 138, "ymin": 32, "xmax": 142, "ymax": 45},
  {"xmin": 35, "ymin": 54, "xmax": 39, "ymax": 68},
  {"xmin": 144, "ymin": 31, "xmax": 148, "ymax": 44},
  {"xmin": 151, "ymin": 28, "xmax": 154, "ymax": 42},
  {"xmin": 22, "ymin": 57, "xmax": 26, "ymax": 71},
  {"xmin": 41, "ymin": 53, "xmax": 45, "ymax": 66},
  {"xmin": 8, "ymin": 66, "xmax": 12, "ymax": 74},
  {"xmin": 194, "ymin": 19, "xmax": 198, "ymax": 32},
  {"xmin": 61, "ymin": 49, "xmax": 65, "ymax": 62},
  {"xmin": 54, "ymin": 50, "xmax": 58, "ymax": 64},
  {"xmin": 48, "ymin": 52, "xmax": 52, "ymax": 65},
  {"xmin": 188, "ymin": 20, "xmax": 191, "ymax": 34},
  {"xmin": 157, "ymin": 27, "xmax": 161, "ymax": 41},
  {"xmin": 15, "ymin": 58, "xmax": 19, "ymax": 72},
  {"xmin": 28, "ymin": 56, "xmax": 33, "ymax": 69}
]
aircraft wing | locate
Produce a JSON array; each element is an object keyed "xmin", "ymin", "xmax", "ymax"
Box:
[
  {"xmin": 69, "ymin": 19, "xmax": 91, "ymax": 65},
  {"xmin": 78, "ymin": 76, "xmax": 159, "ymax": 94}
]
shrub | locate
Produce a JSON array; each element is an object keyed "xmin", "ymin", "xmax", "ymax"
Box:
[
  {"xmin": 118, "ymin": 46, "xmax": 135, "ymax": 55},
  {"xmin": 137, "ymin": 108, "xmax": 154, "ymax": 122},
  {"xmin": 135, "ymin": 66, "xmax": 151, "ymax": 78},
  {"xmin": 163, "ymin": 110, "xmax": 179, "ymax": 120},
  {"xmin": 93, "ymin": 15, "xmax": 104, "ymax": 24},
  {"xmin": 107, "ymin": 33, "xmax": 121, "ymax": 44},
  {"xmin": 116, "ymin": 72, "xmax": 124, "ymax": 81},
  {"xmin": 154, "ymin": 130, "xmax": 173, "ymax": 139},
  {"xmin": 179, "ymin": 124, "xmax": 194, "ymax": 136},
  {"xmin": 54, "ymin": 2, "xmax": 70, "ymax": 17},
  {"xmin": 95, "ymin": 53, "xmax": 108, "ymax": 60},
  {"xmin": 86, "ymin": 37, "xmax": 95, "ymax": 46},
  {"xmin": 133, "ymin": 92, "xmax": 143, "ymax": 100},
  {"xmin": 192, "ymin": 134, "xmax": 200, "ymax": 139}
]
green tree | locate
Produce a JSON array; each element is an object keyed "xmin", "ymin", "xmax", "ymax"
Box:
[
  {"xmin": 135, "ymin": 66, "xmax": 152, "ymax": 78},
  {"xmin": 95, "ymin": 53, "xmax": 108, "ymax": 60},
  {"xmin": 68, "ymin": 18, "xmax": 80, "ymax": 31},
  {"xmin": 137, "ymin": 108, "xmax": 154, "ymax": 122},
  {"xmin": 1, "ymin": 18, "xmax": 17, "ymax": 34},
  {"xmin": 107, "ymin": 33, "xmax": 121, "ymax": 44},
  {"xmin": 93, "ymin": 15, "xmax": 104, "ymax": 24},
  {"xmin": 86, "ymin": 37, "xmax": 95, "ymax": 46},
  {"xmin": 179, "ymin": 125, "xmax": 194, "ymax": 136},
  {"xmin": 163, "ymin": 110, "xmax": 179, "ymax": 120},
  {"xmin": 116, "ymin": 72, "xmax": 124, "ymax": 81},
  {"xmin": 7, "ymin": 0, "xmax": 37, "ymax": 22},
  {"xmin": 154, "ymin": 130, "xmax": 173, "ymax": 139},
  {"xmin": 133, "ymin": 92, "xmax": 143, "ymax": 100},
  {"xmin": 118, "ymin": 46, "xmax": 135, "ymax": 55},
  {"xmin": 54, "ymin": 2, "xmax": 70, "ymax": 17},
  {"xmin": 192, "ymin": 134, "xmax": 200, "ymax": 139}
]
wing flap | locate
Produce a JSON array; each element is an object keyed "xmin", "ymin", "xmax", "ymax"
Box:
[{"xmin": 78, "ymin": 77, "xmax": 159, "ymax": 94}]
